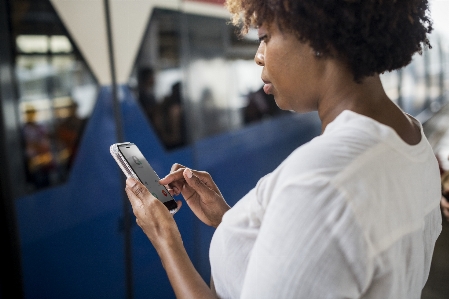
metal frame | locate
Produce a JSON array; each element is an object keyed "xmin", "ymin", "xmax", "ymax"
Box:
[
  {"xmin": 103, "ymin": 1, "xmax": 133, "ymax": 298},
  {"xmin": 0, "ymin": 0, "xmax": 25, "ymax": 297}
]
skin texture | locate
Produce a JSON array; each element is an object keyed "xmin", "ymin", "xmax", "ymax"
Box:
[{"xmin": 124, "ymin": 20, "xmax": 423, "ymax": 299}]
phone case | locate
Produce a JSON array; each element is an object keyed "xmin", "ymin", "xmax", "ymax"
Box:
[
  {"xmin": 110, "ymin": 142, "xmax": 178, "ymax": 215},
  {"xmin": 110, "ymin": 142, "xmax": 140, "ymax": 181}
]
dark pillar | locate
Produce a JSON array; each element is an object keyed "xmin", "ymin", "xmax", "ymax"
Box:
[{"xmin": 0, "ymin": 0, "xmax": 25, "ymax": 297}]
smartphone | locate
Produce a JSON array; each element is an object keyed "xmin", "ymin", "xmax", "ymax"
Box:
[{"xmin": 110, "ymin": 142, "xmax": 178, "ymax": 214}]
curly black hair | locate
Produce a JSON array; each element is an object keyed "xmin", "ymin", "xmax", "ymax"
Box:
[{"xmin": 226, "ymin": 0, "xmax": 433, "ymax": 82}]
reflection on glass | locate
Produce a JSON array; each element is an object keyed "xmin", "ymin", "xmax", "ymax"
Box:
[
  {"xmin": 11, "ymin": 0, "xmax": 97, "ymax": 191},
  {"xmin": 134, "ymin": 8, "xmax": 449, "ymax": 148},
  {"xmin": 243, "ymin": 86, "xmax": 287, "ymax": 124},
  {"xmin": 132, "ymin": 10, "xmax": 187, "ymax": 150},
  {"xmin": 131, "ymin": 9, "xmax": 287, "ymax": 149},
  {"xmin": 16, "ymin": 35, "xmax": 72, "ymax": 54},
  {"xmin": 22, "ymin": 104, "xmax": 54, "ymax": 188}
]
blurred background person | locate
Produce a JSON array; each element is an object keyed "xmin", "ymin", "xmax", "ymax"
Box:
[
  {"xmin": 54, "ymin": 99, "xmax": 86, "ymax": 177},
  {"xmin": 243, "ymin": 86, "xmax": 286, "ymax": 124},
  {"xmin": 158, "ymin": 81, "xmax": 186, "ymax": 150},
  {"xmin": 137, "ymin": 66, "xmax": 158, "ymax": 124},
  {"xmin": 21, "ymin": 104, "xmax": 54, "ymax": 189}
]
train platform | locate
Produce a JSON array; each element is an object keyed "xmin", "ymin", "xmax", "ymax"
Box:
[{"xmin": 0, "ymin": 0, "xmax": 448, "ymax": 297}]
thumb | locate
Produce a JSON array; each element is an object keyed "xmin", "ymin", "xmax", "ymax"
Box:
[{"xmin": 183, "ymin": 168, "xmax": 213, "ymax": 198}]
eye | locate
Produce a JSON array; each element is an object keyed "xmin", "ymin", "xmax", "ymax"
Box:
[{"xmin": 258, "ymin": 35, "xmax": 267, "ymax": 43}]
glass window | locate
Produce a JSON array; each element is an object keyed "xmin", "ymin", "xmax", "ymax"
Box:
[
  {"xmin": 381, "ymin": 33, "xmax": 449, "ymax": 118},
  {"xmin": 130, "ymin": 9, "xmax": 288, "ymax": 150},
  {"xmin": 131, "ymin": 9, "xmax": 186, "ymax": 150},
  {"xmin": 182, "ymin": 13, "xmax": 289, "ymax": 142},
  {"xmin": 10, "ymin": 0, "xmax": 98, "ymax": 191}
]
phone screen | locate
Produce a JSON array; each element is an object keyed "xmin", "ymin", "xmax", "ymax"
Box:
[{"xmin": 117, "ymin": 143, "xmax": 177, "ymax": 210}]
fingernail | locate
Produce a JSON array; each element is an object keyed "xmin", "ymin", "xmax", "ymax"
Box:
[
  {"xmin": 126, "ymin": 178, "xmax": 137, "ymax": 187},
  {"xmin": 184, "ymin": 168, "xmax": 193, "ymax": 179}
]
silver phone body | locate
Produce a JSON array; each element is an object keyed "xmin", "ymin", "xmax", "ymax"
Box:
[{"xmin": 110, "ymin": 142, "xmax": 178, "ymax": 214}]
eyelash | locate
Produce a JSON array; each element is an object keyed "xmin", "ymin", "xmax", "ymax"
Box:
[{"xmin": 258, "ymin": 35, "xmax": 267, "ymax": 43}]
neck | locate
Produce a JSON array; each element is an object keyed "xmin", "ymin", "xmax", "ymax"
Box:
[{"xmin": 317, "ymin": 67, "xmax": 391, "ymax": 133}]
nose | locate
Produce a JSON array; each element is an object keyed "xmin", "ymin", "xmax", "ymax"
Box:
[{"xmin": 254, "ymin": 43, "xmax": 265, "ymax": 66}]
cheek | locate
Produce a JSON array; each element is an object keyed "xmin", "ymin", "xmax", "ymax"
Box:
[{"xmin": 264, "ymin": 48, "xmax": 318, "ymax": 110}]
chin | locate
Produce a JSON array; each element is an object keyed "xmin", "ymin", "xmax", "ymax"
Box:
[{"xmin": 273, "ymin": 97, "xmax": 290, "ymax": 111}]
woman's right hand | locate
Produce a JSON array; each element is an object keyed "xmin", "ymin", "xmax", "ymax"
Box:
[{"xmin": 159, "ymin": 164, "xmax": 230, "ymax": 228}]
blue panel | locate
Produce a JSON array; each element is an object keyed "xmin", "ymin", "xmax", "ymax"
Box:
[{"xmin": 15, "ymin": 87, "xmax": 126, "ymax": 299}]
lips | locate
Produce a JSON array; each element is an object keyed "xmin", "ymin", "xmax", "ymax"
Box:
[{"xmin": 262, "ymin": 79, "xmax": 273, "ymax": 95}]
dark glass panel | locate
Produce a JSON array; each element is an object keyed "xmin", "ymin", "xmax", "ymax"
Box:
[
  {"xmin": 131, "ymin": 9, "xmax": 288, "ymax": 150},
  {"xmin": 10, "ymin": 0, "xmax": 98, "ymax": 191}
]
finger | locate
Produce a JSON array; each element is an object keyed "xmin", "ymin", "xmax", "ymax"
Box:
[
  {"xmin": 171, "ymin": 163, "xmax": 186, "ymax": 173},
  {"xmin": 126, "ymin": 177, "xmax": 151, "ymax": 204},
  {"xmin": 183, "ymin": 168, "xmax": 215, "ymax": 200},
  {"xmin": 125, "ymin": 186, "xmax": 143, "ymax": 214},
  {"xmin": 193, "ymin": 170, "xmax": 223, "ymax": 197},
  {"xmin": 165, "ymin": 185, "xmax": 184, "ymax": 197},
  {"xmin": 166, "ymin": 187, "xmax": 175, "ymax": 196},
  {"xmin": 160, "ymin": 168, "xmax": 187, "ymax": 195},
  {"xmin": 166, "ymin": 185, "xmax": 185, "ymax": 197},
  {"xmin": 160, "ymin": 168, "xmax": 185, "ymax": 185}
]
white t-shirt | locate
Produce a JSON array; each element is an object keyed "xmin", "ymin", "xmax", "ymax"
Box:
[{"xmin": 209, "ymin": 110, "xmax": 442, "ymax": 299}]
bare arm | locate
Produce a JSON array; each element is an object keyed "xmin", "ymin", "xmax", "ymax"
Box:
[
  {"xmin": 157, "ymin": 235, "xmax": 217, "ymax": 299},
  {"xmin": 125, "ymin": 178, "xmax": 217, "ymax": 299}
]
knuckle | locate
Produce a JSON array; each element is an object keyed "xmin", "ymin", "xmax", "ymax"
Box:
[
  {"xmin": 171, "ymin": 163, "xmax": 184, "ymax": 172},
  {"xmin": 194, "ymin": 176, "xmax": 205, "ymax": 188},
  {"xmin": 198, "ymin": 170, "xmax": 211, "ymax": 180},
  {"xmin": 132, "ymin": 184, "xmax": 148, "ymax": 197}
]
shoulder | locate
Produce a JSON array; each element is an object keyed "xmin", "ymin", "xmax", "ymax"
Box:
[{"xmin": 277, "ymin": 112, "xmax": 381, "ymax": 182}]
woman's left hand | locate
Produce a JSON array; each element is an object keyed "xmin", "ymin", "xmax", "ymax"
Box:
[{"xmin": 125, "ymin": 177, "xmax": 183, "ymax": 252}]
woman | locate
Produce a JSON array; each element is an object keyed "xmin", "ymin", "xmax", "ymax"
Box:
[{"xmin": 124, "ymin": 0, "xmax": 442, "ymax": 298}]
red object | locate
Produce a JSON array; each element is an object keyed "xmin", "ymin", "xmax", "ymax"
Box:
[{"xmin": 162, "ymin": 190, "xmax": 167, "ymax": 196}]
